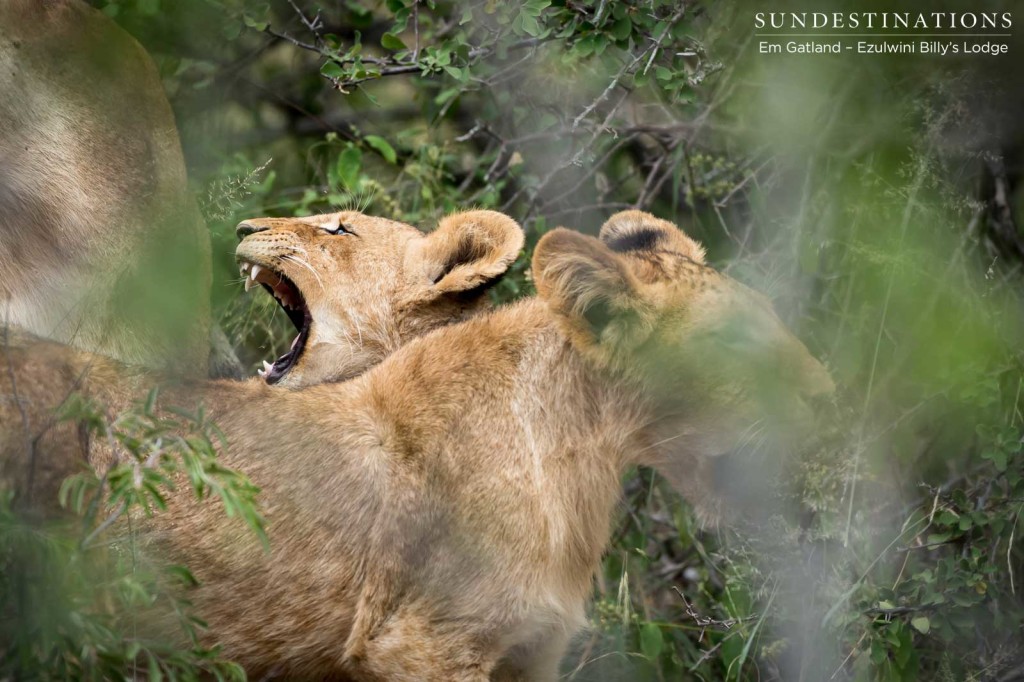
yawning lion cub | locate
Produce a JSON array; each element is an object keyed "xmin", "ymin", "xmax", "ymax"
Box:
[{"xmin": 231, "ymin": 210, "xmax": 524, "ymax": 386}]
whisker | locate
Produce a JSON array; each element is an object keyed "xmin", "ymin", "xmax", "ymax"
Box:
[
  {"xmin": 358, "ymin": 186, "xmax": 379, "ymax": 213},
  {"xmin": 282, "ymin": 255, "xmax": 325, "ymax": 292},
  {"xmin": 351, "ymin": 312, "xmax": 364, "ymax": 347},
  {"xmin": 632, "ymin": 430, "xmax": 691, "ymax": 458},
  {"xmin": 733, "ymin": 419, "xmax": 767, "ymax": 454}
]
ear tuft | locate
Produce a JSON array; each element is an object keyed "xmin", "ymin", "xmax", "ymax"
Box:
[
  {"xmin": 603, "ymin": 227, "xmax": 664, "ymax": 253},
  {"xmin": 599, "ymin": 210, "xmax": 706, "ymax": 264},
  {"xmin": 419, "ymin": 210, "xmax": 524, "ymax": 296}
]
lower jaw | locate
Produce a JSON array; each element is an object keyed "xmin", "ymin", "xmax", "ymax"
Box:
[{"xmin": 263, "ymin": 326, "xmax": 311, "ymax": 384}]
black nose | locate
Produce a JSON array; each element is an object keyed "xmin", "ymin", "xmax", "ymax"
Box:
[{"xmin": 236, "ymin": 222, "xmax": 267, "ymax": 239}]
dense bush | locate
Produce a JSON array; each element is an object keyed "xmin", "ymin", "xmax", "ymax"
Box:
[{"xmin": 4, "ymin": 0, "xmax": 1022, "ymax": 678}]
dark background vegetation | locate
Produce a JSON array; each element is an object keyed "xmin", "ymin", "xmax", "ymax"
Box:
[{"xmin": 4, "ymin": 0, "xmax": 1024, "ymax": 679}]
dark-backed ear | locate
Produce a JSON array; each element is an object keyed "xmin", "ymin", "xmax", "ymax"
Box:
[
  {"xmin": 599, "ymin": 210, "xmax": 705, "ymax": 264},
  {"xmin": 533, "ymin": 228, "xmax": 654, "ymax": 357},
  {"xmin": 413, "ymin": 210, "xmax": 524, "ymax": 299}
]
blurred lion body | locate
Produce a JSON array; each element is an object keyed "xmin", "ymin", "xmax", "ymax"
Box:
[
  {"xmin": 0, "ymin": 212, "xmax": 831, "ymax": 680},
  {"xmin": 0, "ymin": 0, "xmax": 211, "ymax": 372}
]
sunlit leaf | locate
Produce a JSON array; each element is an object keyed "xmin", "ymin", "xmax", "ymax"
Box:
[{"xmin": 365, "ymin": 135, "xmax": 398, "ymax": 164}]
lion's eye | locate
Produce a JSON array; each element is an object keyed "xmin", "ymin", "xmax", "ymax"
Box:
[{"xmin": 323, "ymin": 223, "xmax": 354, "ymax": 236}]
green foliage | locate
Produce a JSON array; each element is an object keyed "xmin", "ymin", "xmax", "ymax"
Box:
[{"xmin": 1, "ymin": 390, "xmax": 263, "ymax": 679}]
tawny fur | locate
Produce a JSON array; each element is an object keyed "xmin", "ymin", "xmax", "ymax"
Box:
[
  {"xmin": 0, "ymin": 0, "xmax": 213, "ymax": 373},
  {"xmin": 0, "ymin": 212, "xmax": 832, "ymax": 680}
]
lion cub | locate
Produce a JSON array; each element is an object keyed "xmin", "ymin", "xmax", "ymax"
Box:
[
  {"xmin": 0, "ymin": 211, "xmax": 832, "ymax": 680},
  {"xmin": 232, "ymin": 210, "xmax": 523, "ymax": 387}
]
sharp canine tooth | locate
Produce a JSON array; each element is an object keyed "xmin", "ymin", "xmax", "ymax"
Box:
[
  {"xmin": 251, "ymin": 264, "xmax": 262, "ymax": 280},
  {"xmin": 244, "ymin": 277, "xmax": 253, "ymax": 292},
  {"xmin": 263, "ymin": 360, "xmax": 274, "ymax": 372},
  {"xmin": 257, "ymin": 368, "xmax": 265, "ymax": 378}
]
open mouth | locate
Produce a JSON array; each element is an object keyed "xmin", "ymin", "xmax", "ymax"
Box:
[{"xmin": 238, "ymin": 260, "xmax": 311, "ymax": 385}]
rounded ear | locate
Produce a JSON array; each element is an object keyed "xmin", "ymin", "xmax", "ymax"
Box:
[
  {"xmin": 532, "ymin": 228, "xmax": 654, "ymax": 356},
  {"xmin": 599, "ymin": 210, "xmax": 706, "ymax": 264},
  {"xmin": 413, "ymin": 210, "xmax": 524, "ymax": 298}
]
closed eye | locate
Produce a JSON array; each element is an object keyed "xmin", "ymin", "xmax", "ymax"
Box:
[{"xmin": 322, "ymin": 223, "xmax": 355, "ymax": 236}]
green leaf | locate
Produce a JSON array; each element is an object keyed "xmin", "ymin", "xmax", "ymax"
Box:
[
  {"xmin": 222, "ymin": 21, "xmax": 242, "ymax": 40},
  {"xmin": 137, "ymin": 0, "xmax": 160, "ymax": 15},
  {"xmin": 433, "ymin": 49, "xmax": 452, "ymax": 66},
  {"xmin": 639, "ymin": 622, "xmax": 663, "ymax": 660},
  {"xmin": 365, "ymin": 135, "xmax": 398, "ymax": 164},
  {"xmin": 242, "ymin": 13, "xmax": 268, "ymax": 31},
  {"xmin": 381, "ymin": 33, "xmax": 407, "ymax": 50},
  {"xmin": 982, "ymin": 447, "xmax": 1008, "ymax": 472},
  {"xmin": 166, "ymin": 564, "xmax": 200, "ymax": 588},
  {"xmin": 519, "ymin": 13, "xmax": 542, "ymax": 36},
  {"xmin": 611, "ymin": 17, "xmax": 632, "ymax": 41},
  {"xmin": 435, "ymin": 87, "xmax": 461, "ymax": 106},
  {"xmin": 445, "ymin": 65, "xmax": 470, "ymax": 82},
  {"xmin": 911, "ymin": 616, "xmax": 930, "ymax": 634},
  {"xmin": 321, "ymin": 62, "xmax": 345, "ymax": 79},
  {"xmin": 144, "ymin": 386, "xmax": 159, "ymax": 416},
  {"xmin": 523, "ymin": 0, "xmax": 551, "ymax": 16},
  {"xmin": 894, "ymin": 644, "xmax": 912, "ymax": 670},
  {"xmin": 336, "ymin": 146, "xmax": 362, "ymax": 189},
  {"xmin": 575, "ymin": 33, "xmax": 609, "ymax": 57},
  {"xmin": 148, "ymin": 652, "xmax": 163, "ymax": 682}
]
